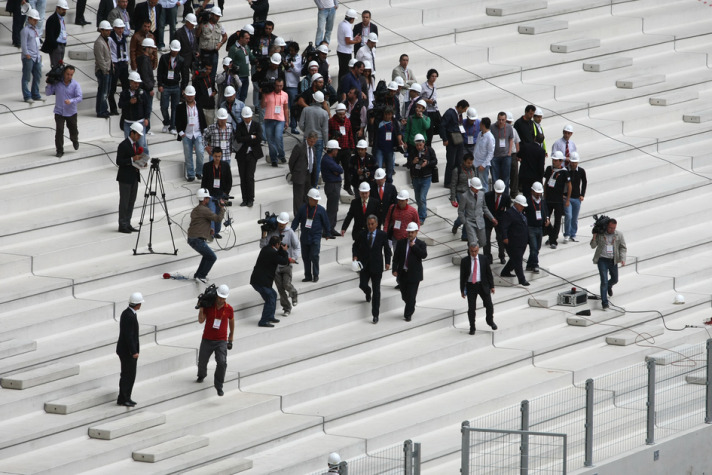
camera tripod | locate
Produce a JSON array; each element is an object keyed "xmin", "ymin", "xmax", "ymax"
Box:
[{"xmin": 133, "ymin": 158, "xmax": 178, "ymax": 256}]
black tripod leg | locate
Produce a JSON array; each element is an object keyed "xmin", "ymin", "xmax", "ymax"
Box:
[{"xmin": 133, "ymin": 166, "xmax": 155, "ymax": 254}]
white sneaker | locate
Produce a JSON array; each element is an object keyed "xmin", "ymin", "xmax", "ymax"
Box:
[
  {"xmin": 147, "ymin": 131, "xmax": 154, "ymax": 136},
  {"xmin": 563, "ymin": 237, "xmax": 569, "ymax": 243},
  {"xmin": 194, "ymin": 276, "xmax": 208, "ymax": 284},
  {"xmin": 169, "ymin": 128, "xmax": 177, "ymax": 135},
  {"xmin": 282, "ymin": 309, "xmax": 291, "ymax": 316},
  {"xmin": 162, "ymin": 125, "xmax": 169, "ymax": 133}
]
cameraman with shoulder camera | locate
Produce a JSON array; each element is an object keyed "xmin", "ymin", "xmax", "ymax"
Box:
[
  {"xmin": 251, "ymin": 235, "xmax": 290, "ymax": 327},
  {"xmin": 591, "ymin": 218, "xmax": 626, "ymax": 310},
  {"xmin": 260, "ymin": 212, "xmax": 300, "ymax": 316},
  {"xmin": 197, "ymin": 284, "xmax": 233, "ymax": 396},
  {"xmin": 188, "ymin": 188, "xmax": 226, "ymax": 283},
  {"xmin": 201, "ymin": 146, "xmax": 232, "ymax": 239}
]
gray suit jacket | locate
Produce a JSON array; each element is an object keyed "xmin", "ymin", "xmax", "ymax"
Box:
[{"xmin": 458, "ymin": 189, "xmax": 494, "ymax": 243}]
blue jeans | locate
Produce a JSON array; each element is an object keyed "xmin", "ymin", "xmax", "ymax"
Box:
[
  {"xmin": 476, "ymin": 165, "xmax": 491, "ymax": 193},
  {"xmin": 160, "ymin": 85, "xmax": 181, "ymax": 128},
  {"xmin": 373, "ymin": 147, "xmax": 395, "ymax": 184},
  {"xmin": 264, "ymin": 119, "xmax": 285, "ymax": 164},
  {"xmin": 252, "ymin": 285, "xmax": 277, "ymax": 324},
  {"xmin": 182, "ymin": 134, "xmax": 204, "ymax": 179},
  {"xmin": 188, "ymin": 237, "xmax": 217, "ymax": 279},
  {"xmin": 412, "ymin": 176, "xmax": 432, "ymax": 222},
  {"xmin": 29, "ymin": 0, "xmax": 46, "ymax": 36},
  {"xmin": 301, "ymin": 240, "xmax": 321, "ymax": 280},
  {"xmin": 597, "ymin": 258, "xmax": 618, "ymax": 306},
  {"xmin": 315, "ymin": 7, "xmax": 336, "ymax": 45},
  {"xmin": 207, "ymin": 197, "xmax": 222, "ymax": 235},
  {"xmin": 491, "ymin": 155, "xmax": 512, "ymax": 195},
  {"xmin": 314, "ymin": 139, "xmax": 324, "ymax": 186},
  {"xmin": 95, "ymin": 70, "xmax": 112, "ymax": 116},
  {"xmin": 526, "ymin": 226, "xmax": 543, "ymax": 268},
  {"xmin": 157, "ymin": 6, "xmax": 177, "ymax": 48},
  {"xmin": 564, "ymin": 198, "xmax": 581, "ymax": 238},
  {"xmin": 285, "ymin": 86, "xmax": 298, "ymax": 130},
  {"xmin": 238, "ymin": 76, "xmax": 249, "ymax": 102},
  {"xmin": 123, "ymin": 121, "xmax": 149, "ymax": 155},
  {"xmin": 21, "ymin": 57, "xmax": 42, "ymax": 100}
]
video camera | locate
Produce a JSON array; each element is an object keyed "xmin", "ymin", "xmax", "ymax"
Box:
[
  {"xmin": 258, "ymin": 211, "xmax": 279, "ymax": 233},
  {"xmin": 195, "ymin": 283, "xmax": 218, "ymax": 309},
  {"xmin": 592, "ymin": 214, "xmax": 611, "ymax": 235},
  {"xmin": 46, "ymin": 63, "xmax": 68, "ymax": 85},
  {"xmin": 218, "ymin": 194, "xmax": 234, "ymax": 207}
]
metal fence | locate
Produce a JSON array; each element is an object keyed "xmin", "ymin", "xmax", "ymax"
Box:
[
  {"xmin": 463, "ymin": 339, "xmax": 712, "ymax": 472},
  {"xmin": 306, "ymin": 440, "xmax": 420, "ymax": 475}
]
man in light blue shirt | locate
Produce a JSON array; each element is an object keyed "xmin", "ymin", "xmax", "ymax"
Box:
[
  {"xmin": 473, "ymin": 117, "xmax": 495, "ymax": 193},
  {"xmin": 46, "ymin": 65, "xmax": 83, "ymax": 157},
  {"xmin": 21, "ymin": 9, "xmax": 44, "ymax": 104},
  {"xmin": 157, "ymin": 0, "xmax": 180, "ymax": 51},
  {"xmin": 314, "ymin": 0, "xmax": 338, "ymax": 47}
]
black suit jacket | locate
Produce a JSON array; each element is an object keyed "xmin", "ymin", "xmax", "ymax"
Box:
[
  {"xmin": 484, "ymin": 191, "xmax": 511, "ymax": 220},
  {"xmin": 132, "ymin": 1, "xmax": 162, "ymax": 33},
  {"xmin": 116, "ymin": 307, "xmax": 139, "ymax": 356},
  {"xmin": 97, "ymin": 0, "xmax": 131, "ymax": 25},
  {"xmin": 460, "ymin": 254, "xmax": 494, "ymax": 293},
  {"xmin": 341, "ymin": 197, "xmax": 381, "ymax": 240},
  {"xmin": 175, "ymin": 102, "xmax": 207, "ymax": 141},
  {"xmin": 353, "ymin": 22, "xmax": 378, "ymax": 55},
  {"xmin": 116, "ymin": 138, "xmax": 141, "ymax": 184},
  {"xmin": 201, "ymin": 160, "xmax": 232, "ymax": 197},
  {"xmin": 370, "ymin": 182, "xmax": 397, "ymax": 227},
  {"xmin": 41, "ymin": 13, "xmax": 61, "ymax": 54},
  {"xmin": 175, "ymin": 25, "xmax": 199, "ymax": 71},
  {"xmin": 500, "ymin": 207, "xmax": 529, "ymax": 249},
  {"xmin": 235, "ymin": 120, "xmax": 264, "ymax": 159},
  {"xmin": 393, "ymin": 238, "xmax": 427, "ymax": 282},
  {"xmin": 353, "ymin": 228, "xmax": 391, "ymax": 273},
  {"xmin": 518, "ymin": 141, "xmax": 546, "ymax": 184},
  {"xmin": 250, "ymin": 245, "xmax": 289, "ymax": 288},
  {"xmin": 288, "ymin": 141, "xmax": 316, "ymax": 186}
]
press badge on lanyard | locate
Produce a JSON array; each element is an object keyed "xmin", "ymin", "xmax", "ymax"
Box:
[
  {"xmin": 385, "ymin": 131, "xmax": 392, "ymax": 141},
  {"xmin": 548, "ymin": 176, "xmax": 557, "ymax": 187},
  {"xmin": 499, "ymin": 138, "xmax": 506, "ymax": 148},
  {"xmin": 535, "ymin": 209, "xmax": 542, "ymax": 220},
  {"xmin": 459, "ymin": 125, "xmax": 466, "ymax": 134},
  {"xmin": 212, "ymin": 318, "xmax": 221, "ymax": 330},
  {"xmin": 213, "ymin": 178, "xmax": 221, "ymax": 188},
  {"xmin": 167, "ymin": 70, "xmax": 175, "ymax": 80},
  {"xmin": 305, "ymin": 219, "xmax": 313, "ymax": 228},
  {"xmin": 606, "ymin": 244, "xmax": 614, "ymax": 254},
  {"xmin": 275, "ymin": 105, "xmax": 281, "ymax": 114}
]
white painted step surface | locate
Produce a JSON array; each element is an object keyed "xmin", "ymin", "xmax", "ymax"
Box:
[
  {"xmin": 132, "ymin": 435, "xmax": 209, "ymax": 463},
  {"xmin": 1, "ymin": 363, "xmax": 80, "ymax": 390},
  {"xmin": 606, "ymin": 324, "xmax": 665, "ymax": 346},
  {"xmin": 88, "ymin": 412, "xmax": 167, "ymax": 440}
]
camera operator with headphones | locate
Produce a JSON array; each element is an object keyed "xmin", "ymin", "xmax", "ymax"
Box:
[
  {"xmin": 260, "ymin": 212, "xmax": 300, "ymax": 316},
  {"xmin": 188, "ymin": 188, "xmax": 225, "ymax": 283},
  {"xmin": 196, "ymin": 283, "xmax": 233, "ymax": 396}
]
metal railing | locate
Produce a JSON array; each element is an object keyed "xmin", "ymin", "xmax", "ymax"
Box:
[
  {"xmin": 463, "ymin": 339, "xmax": 712, "ymax": 471},
  {"xmin": 306, "ymin": 440, "xmax": 420, "ymax": 475}
]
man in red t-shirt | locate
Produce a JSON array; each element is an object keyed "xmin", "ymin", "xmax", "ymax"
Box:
[{"xmin": 197, "ymin": 284, "xmax": 234, "ymax": 396}]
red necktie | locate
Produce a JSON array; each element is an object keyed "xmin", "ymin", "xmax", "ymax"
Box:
[
  {"xmin": 471, "ymin": 256, "xmax": 478, "ymax": 283},
  {"xmin": 362, "ymin": 202, "xmax": 367, "ymax": 215},
  {"xmin": 379, "ymin": 187, "xmax": 383, "ymax": 200},
  {"xmin": 565, "ymin": 141, "xmax": 569, "ymax": 158},
  {"xmin": 133, "ymin": 142, "xmax": 137, "ymax": 154},
  {"xmin": 495, "ymin": 195, "xmax": 500, "ymax": 209}
]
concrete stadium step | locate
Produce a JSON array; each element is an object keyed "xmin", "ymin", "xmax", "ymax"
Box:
[
  {"xmin": 1, "ymin": 362, "xmax": 80, "ymax": 390},
  {"xmin": 0, "ymin": 338, "xmax": 36, "ymax": 359},
  {"xmin": 45, "ymin": 386, "xmax": 120, "ymax": 415},
  {"xmin": 583, "ymin": 56, "xmax": 634, "ymax": 72},
  {"xmin": 132, "ymin": 435, "xmax": 209, "ymax": 463},
  {"xmin": 89, "ymin": 411, "xmax": 167, "ymax": 440},
  {"xmin": 180, "ymin": 457, "xmax": 253, "ymax": 475},
  {"xmin": 0, "ymin": 271, "xmax": 74, "ymax": 314}
]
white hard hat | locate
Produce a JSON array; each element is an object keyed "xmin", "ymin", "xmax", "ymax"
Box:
[
  {"xmin": 216, "ymin": 284, "xmax": 230, "ymax": 298},
  {"xmin": 351, "ymin": 260, "xmax": 363, "ymax": 272},
  {"xmin": 224, "ymin": 85, "xmax": 236, "ymax": 97},
  {"xmin": 466, "ymin": 107, "xmax": 478, "ymax": 120},
  {"xmin": 362, "ymin": 60, "xmax": 372, "ymax": 70},
  {"xmin": 413, "ymin": 133, "xmax": 425, "ymax": 142},
  {"xmin": 241, "ymin": 106, "xmax": 253, "ymax": 118},
  {"xmin": 185, "ymin": 13, "xmax": 198, "ymax": 26},
  {"xmin": 673, "ymin": 294, "xmax": 685, "ymax": 304},
  {"xmin": 312, "ymin": 91, "xmax": 324, "ymax": 103},
  {"xmin": 348, "ymin": 58, "xmax": 357, "ymax": 68},
  {"xmin": 416, "ymin": 99, "xmax": 427, "ymax": 108},
  {"xmin": 358, "ymin": 181, "xmax": 371, "ymax": 193},
  {"xmin": 387, "ymin": 81, "xmax": 398, "ymax": 91},
  {"xmin": 367, "ymin": 32, "xmax": 378, "ymax": 43},
  {"xmin": 57, "ymin": 0, "xmax": 69, "ymax": 9},
  {"xmin": 513, "ymin": 194, "xmax": 528, "ymax": 207},
  {"xmin": 129, "ymin": 292, "xmax": 144, "ymax": 305},
  {"xmin": 216, "ymin": 108, "xmax": 228, "ymax": 120},
  {"xmin": 552, "ymin": 150, "xmax": 564, "ymax": 160},
  {"xmin": 170, "ymin": 39, "xmax": 181, "ymax": 52},
  {"xmin": 184, "ymin": 85, "xmax": 196, "ymax": 96},
  {"xmin": 406, "ymin": 222, "xmax": 419, "ymax": 232},
  {"xmin": 141, "ymin": 37, "xmax": 156, "ymax": 48},
  {"xmin": 534, "ymin": 108, "xmax": 543, "ymax": 117},
  {"xmin": 274, "ymin": 37, "xmax": 287, "ymax": 47},
  {"xmin": 277, "ymin": 212, "xmax": 290, "ymax": 224},
  {"xmin": 241, "ymin": 24, "xmax": 254, "ymax": 35},
  {"xmin": 128, "ymin": 71, "xmax": 142, "ymax": 82},
  {"xmin": 112, "ymin": 18, "xmax": 126, "ymax": 28},
  {"xmin": 222, "ymin": 56, "xmax": 232, "ymax": 66},
  {"xmin": 328, "ymin": 452, "xmax": 342, "ymax": 466},
  {"xmin": 311, "ymin": 73, "xmax": 323, "ymax": 83},
  {"xmin": 99, "ymin": 20, "xmax": 112, "ymax": 29},
  {"xmin": 374, "ymin": 168, "xmax": 386, "ymax": 180},
  {"xmin": 468, "ymin": 177, "xmax": 483, "ymax": 190},
  {"xmin": 270, "ymin": 53, "xmax": 281, "ymax": 65},
  {"xmin": 326, "ymin": 139, "xmax": 341, "ymax": 150},
  {"xmin": 317, "ymin": 44, "xmax": 329, "ymax": 54},
  {"xmin": 308, "ymin": 60, "xmax": 320, "ymax": 69},
  {"xmin": 197, "ymin": 188, "xmax": 211, "ymax": 199},
  {"xmin": 345, "ymin": 8, "xmax": 358, "ymax": 18},
  {"xmin": 494, "ymin": 179, "xmax": 505, "ymax": 193},
  {"xmin": 531, "ymin": 182, "xmax": 544, "ymax": 193},
  {"xmin": 129, "ymin": 122, "xmax": 144, "ymax": 136},
  {"xmin": 27, "ymin": 8, "xmax": 41, "ymax": 19},
  {"xmin": 409, "ymin": 83, "xmax": 422, "ymax": 93},
  {"xmin": 505, "ymin": 111, "xmax": 513, "ymax": 122},
  {"xmin": 394, "ymin": 76, "xmax": 404, "ymax": 87},
  {"xmin": 397, "ymin": 190, "xmax": 410, "ymax": 200},
  {"xmin": 563, "ymin": 124, "xmax": 574, "ymax": 133},
  {"xmin": 356, "ymin": 139, "xmax": 368, "ymax": 149},
  {"xmin": 569, "ymin": 152, "xmax": 580, "ymax": 163},
  {"xmin": 335, "ymin": 103, "xmax": 347, "ymax": 112},
  {"xmin": 307, "ymin": 188, "xmax": 321, "ymax": 200},
  {"xmin": 210, "ymin": 5, "xmax": 222, "ymax": 16}
]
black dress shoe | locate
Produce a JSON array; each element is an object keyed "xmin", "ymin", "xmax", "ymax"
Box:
[
  {"xmin": 56, "ymin": 151, "xmax": 64, "ymax": 157},
  {"xmin": 404, "ymin": 316, "xmax": 411, "ymax": 322},
  {"xmin": 118, "ymin": 227, "xmax": 132, "ymax": 234},
  {"xmin": 240, "ymin": 201, "xmax": 248, "ymax": 206},
  {"xmin": 196, "ymin": 377, "xmax": 204, "ymax": 383},
  {"xmin": 216, "ymin": 388, "xmax": 224, "ymax": 396},
  {"xmin": 258, "ymin": 322, "xmax": 275, "ymax": 327},
  {"xmin": 117, "ymin": 401, "xmax": 134, "ymax": 407},
  {"xmin": 489, "ymin": 322, "xmax": 498, "ymax": 331},
  {"xmin": 372, "ymin": 316, "xmax": 378, "ymax": 324},
  {"xmin": 313, "ymin": 276, "xmax": 319, "ymax": 282},
  {"xmin": 269, "ymin": 318, "xmax": 280, "ymax": 323},
  {"xmin": 214, "ymin": 233, "xmax": 222, "ymax": 239},
  {"xmin": 365, "ymin": 292, "xmax": 371, "ymax": 303},
  {"xmin": 196, "ymin": 174, "xmax": 202, "ymax": 179},
  {"xmin": 451, "ymin": 224, "xmax": 458, "ymax": 234},
  {"xmin": 302, "ymin": 277, "xmax": 312, "ymax": 282},
  {"xmin": 72, "ymin": 140, "xmax": 79, "ymax": 150},
  {"xmin": 469, "ymin": 328, "xmax": 476, "ymax": 335},
  {"xmin": 97, "ymin": 113, "xmax": 110, "ymax": 119},
  {"xmin": 110, "ymin": 110, "xmax": 120, "ymax": 116},
  {"xmin": 521, "ymin": 281, "xmax": 530, "ymax": 286},
  {"xmin": 248, "ymin": 201, "xmax": 254, "ymax": 207},
  {"xmin": 128, "ymin": 226, "xmax": 139, "ymax": 232},
  {"xmin": 187, "ymin": 177, "xmax": 195, "ymax": 182},
  {"xmin": 75, "ymin": 19, "xmax": 90, "ymax": 25},
  {"xmin": 394, "ymin": 284, "xmax": 400, "ymax": 290},
  {"xmin": 608, "ymin": 288, "xmax": 613, "ymax": 297},
  {"xmin": 331, "ymin": 229, "xmax": 340, "ymax": 237},
  {"xmin": 500, "ymin": 272, "xmax": 514, "ymax": 278},
  {"xmin": 128, "ymin": 399, "xmax": 137, "ymax": 405},
  {"xmin": 500, "ymin": 257, "xmax": 506, "ymax": 264}
]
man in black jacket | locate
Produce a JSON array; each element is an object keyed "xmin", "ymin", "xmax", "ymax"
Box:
[
  {"xmin": 116, "ymin": 292, "xmax": 143, "ymax": 406},
  {"xmin": 288, "ymin": 132, "xmax": 318, "ymax": 216},
  {"xmin": 500, "ymin": 195, "xmax": 530, "ymax": 286},
  {"xmin": 352, "ymin": 10, "xmax": 378, "ymax": 56},
  {"xmin": 116, "ymin": 122, "xmax": 144, "ymax": 233},
  {"xmin": 353, "ymin": 215, "xmax": 391, "ymax": 323},
  {"xmin": 132, "ymin": 0, "xmax": 162, "ymax": 37},
  {"xmin": 440, "ymin": 99, "xmax": 469, "ymax": 188},
  {"xmin": 251, "ymin": 235, "xmax": 291, "ymax": 327},
  {"xmin": 234, "ymin": 106, "xmax": 263, "ymax": 207},
  {"xmin": 41, "ymin": 0, "xmax": 69, "ymax": 68},
  {"xmin": 484, "ymin": 179, "xmax": 511, "ymax": 265},
  {"xmin": 392, "ymin": 222, "xmax": 427, "ymax": 322},
  {"xmin": 119, "ymin": 71, "xmax": 151, "ymax": 155},
  {"xmin": 157, "ymin": 40, "xmax": 184, "ymax": 134},
  {"xmin": 370, "ymin": 168, "xmax": 397, "ymax": 227},
  {"xmin": 200, "ymin": 147, "xmax": 231, "ymax": 239},
  {"xmin": 341, "ymin": 181, "xmax": 380, "ymax": 240},
  {"xmin": 175, "ymin": 13, "xmax": 199, "ymax": 90},
  {"xmin": 459, "ymin": 243, "xmax": 495, "ymax": 335},
  {"xmin": 517, "ymin": 133, "xmax": 546, "ymax": 196}
]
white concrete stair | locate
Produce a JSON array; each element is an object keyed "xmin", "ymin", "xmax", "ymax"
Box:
[
  {"xmin": 0, "ymin": 338, "xmax": 36, "ymax": 359},
  {"xmin": 486, "ymin": 1, "xmax": 548, "ymax": 17},
  {"xmin": 89, "ymin": 412, "xmax": 167, "ymax": 440},
  {"xmin": 606, "ymin": 324, "xmax": 665, "ymax": 346},
  {"xmin": 45, "ymin": 387, "xmax": 117, "ymax": 415},
  {"xmin": 616, "ymin": 74, "xmax": 666, "ymax": 89},
  {"xmin": 683, "ymin": 109, "xmax": 712, "ymax": 124},
  {"xmin": 583, "ymin": 57, "xmax": 634, "ymax": 72},
  {"xmin": 551, "ymin": 38, "xmax": 601, "ymax": 53},
  {"xmin": 181, "ymin": 457, "xmax": 253, "ymax": 475},
  {"xmin": 518, "ymin": 19, "xmax": 568, "ymax": 35},
  {"xmin": 1, "ymin": 362, "xmax": 80, "ymax": 390},
  {"xmin": 132, "ymin": 435, "xmax": 209, "ymax": 463},
  {"xmin": 649, "ymin": 90, "xmax": 699, "ymax": 106}
]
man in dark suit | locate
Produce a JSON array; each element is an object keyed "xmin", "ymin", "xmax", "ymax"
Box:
[
  {"xmin": 288, "ymin": 132, "xmax": 318, "ymax": 216},
  {"xmin": 353, "ymin": 215, "xmax": 391, "ymax": 323},
  {"xmin": 175, "ymin": 14, "xmax": 199, "ymax": 90},
  {"xmin": 352, "ymin": 10, "xmax": 378, "ymax": 56},
  {"xmin": 116, "ymin": 292, "xmax": 142, "ymax": 406},
  {"xmin": 132, "ymin": 0, "xmax": 161, "ymax": 37},
  {"xmin": 500, "ymin": 195, "xmax": 530, "ymax": 286},
  {"xmin": 484, "ymin": 179, "xmax": 512, "ymax": 265},
  {"xmin": 250, "ymin": 235, "xmax": 291, "ymax": 327},
  {"xmin": 370, "ymin": 168, "xmax": 396, "ymax": 228},
  {"xmin": 41, "ymin": 1, "xmax": 69, "ymax": 68},
  {"xmin": 341, "ymin": 181, "xmax": 381, "ymax": 240},
  {"xmin": 116, "ymin": 123, "xmax": 144, "ymax": 233},
  {"xmin": 392, "ymin": 222, "xmax": 427, "ymax": 322},
  {"xmin": 234, "ymin": 106, "xmax": 263, "ymax": 207},
  {"xmin": 460, "ymin": 243, "xmax": 495, "ymax": 335},
  {"xmin": 440, "ymin": 100, "xmax": 468, "ymax": 188}
]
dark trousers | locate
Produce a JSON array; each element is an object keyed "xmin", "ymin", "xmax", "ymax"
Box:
[
  {"xmin": 110, "ymin": 62, "xmax": 129, "ymax": 113},
  {"xmin": 292, "ymin": 181, "xmax": 310, "ymax": 217},
  {"xmin": 187, "ymin": 237, "xmax": 217, "ymax": 279},
  {"xmin": 545, "ymin": 201, "xmax": 564, "ymax": 245},
  {"xmin": 160, "ymin": 85, "xmax": 181, "ymax": 128},
  {"xmin": 237, "ymin": 154, "xmax": 257, "ymax": 203},
  {"xmin": 518, "ymin": 177, "xmax": 534, "ymax": 199},
  {"xmin": 75, "ymin": 0, "xmax": 87, "ymax": 23},
  {"xmin": 54, "ymin": 113, "xmax": 78, "ymax": 154},
  {"xmin": 510, "ymin": 159, "xmax": 520, "ymax": 199},
  {"xmin": 526, "ymin": 226, "xmax": 543, "ymax": 269},
  {"xmin": 336, "ymin": 149, "xmax": 352, "ymax": 191},
  {"xmin": 250, "ymin": 0, "xmax": 269, "ymax": 22},
  {"xmin": 197, "ymin": 339, "xmax": 227, "ymax": 391},
  {"xmin": 324, "ymin": 180, "xmax": 341, "ymax": 231},
  {"xmin": 252, "ymin": 284, "xmax": 277, "ymax": 324},
  {"xmin": 398, "ymin": 276, "xmax": 419, "ymax": 319},
  {"xmin": 466, "ymin": 282, "xmax": 494, "ymax": 329},
  {"xmin": 426, "ymin": 111, "xmax": 441, "ymax": 146},
  {"xmin": 118, "ymin": 180, "xmax": 139, "ymax": 229},
  {"xmin": 117, "ymin": 353, "xmax": 137, "ymax": 403},
  {"xmin": 444, "ymin": 143, "xmax": 464, "ymax": 188},
  {"xmin": 359, "ymin": 269, "xmax": 382, "ymax": 317},
  {"xmin": 301, "ymin": 240, "xmax": 321, "ymax": 279},
  {"xmin": 484, "ymin": 221, "xmax": 505, "ymax": 262},
  {"xmin": 502, "ymin": 245, "xmax": 527, "ymax": 284},
  {"xmin": 337, "ymin": 51, "xmax": 351, "ymax": 83},
  {"xmin": 11, "ymin": 9, "xmax": 24, "ymax": 46},
  {"xmin": 50, "ymin": 43, "xmax": 66, "ymax": 69}
]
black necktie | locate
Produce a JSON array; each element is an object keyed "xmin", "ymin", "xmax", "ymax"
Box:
[{"xmin": 369, "ymin": 232, "xmax": 374, "ymax": 248}]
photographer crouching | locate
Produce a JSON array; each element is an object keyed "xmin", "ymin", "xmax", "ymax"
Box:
[
  {"xmin": 201, "ymin": 146, "xmax": 232, "ymax": 239},
  {"xmin": 260, "ymin": 212, "xmax": 301, "ymax": 316},
  {"xmin": 188, "ymin": 188, "xmax": 226, "ymax": 283},
  {"xmin": 196, "ymin": 284, "xmax": 233, "ymax": 396},
  {"xmin": 590, "ymin": 216, "xmax": 626, "ymax": 310}
]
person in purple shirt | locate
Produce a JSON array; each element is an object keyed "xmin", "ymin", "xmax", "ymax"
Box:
[{"xmin": 46, "ymin": 65, "xmax": 83, "ymax": 157}]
